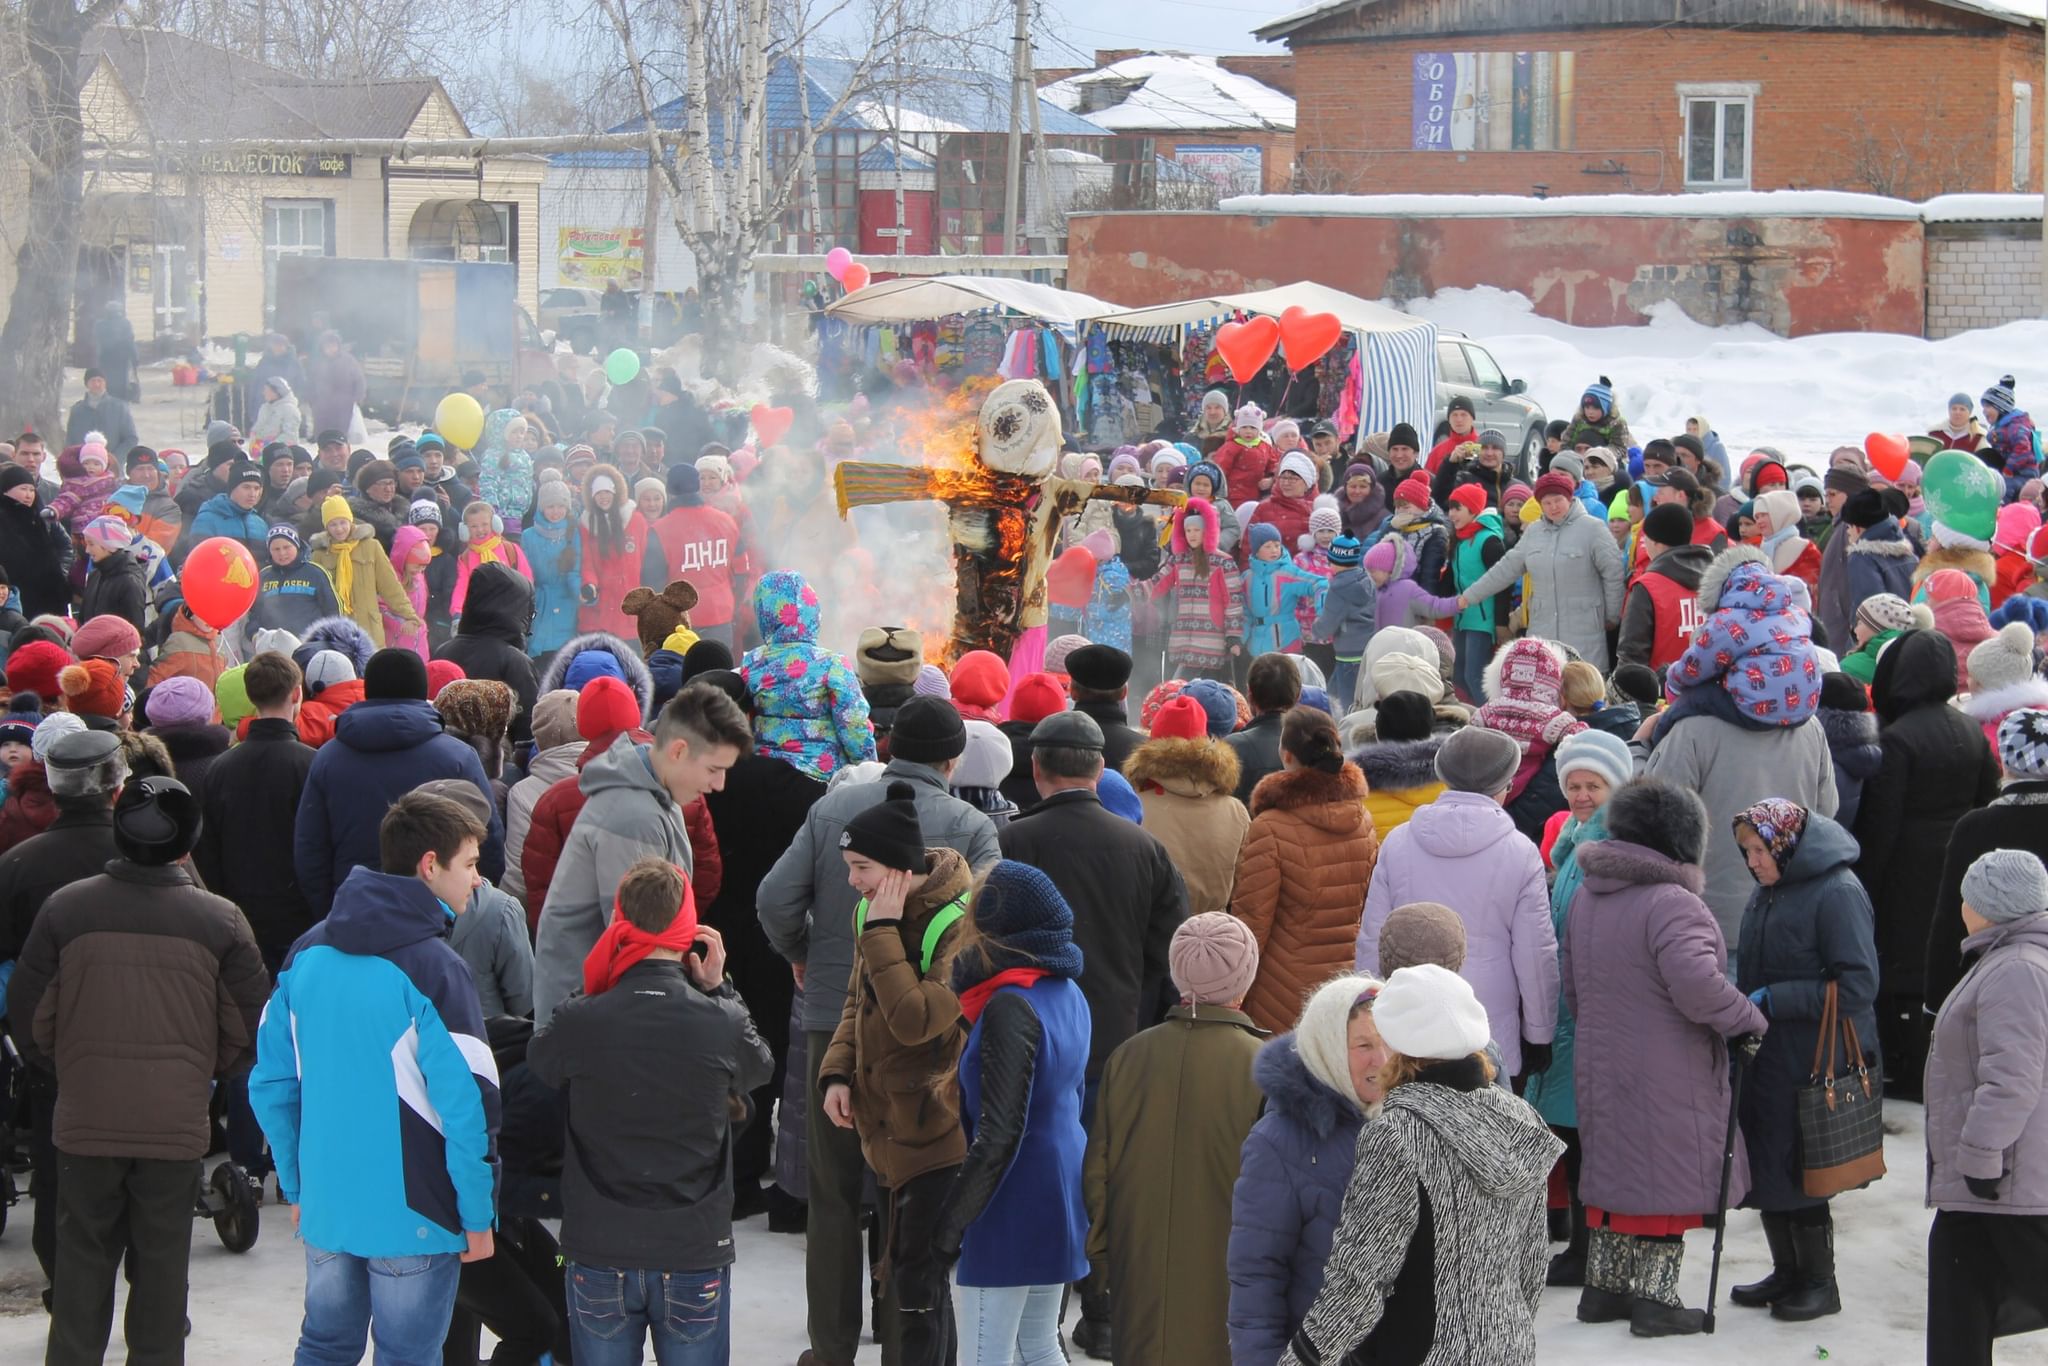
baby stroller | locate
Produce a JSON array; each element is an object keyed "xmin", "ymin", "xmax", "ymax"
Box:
[{"xmin": 0, "ymin": 1034, "xmax": 29, "ymax": 1238}]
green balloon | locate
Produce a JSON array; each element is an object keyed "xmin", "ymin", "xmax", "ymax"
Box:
[
  {"xmin": 1921, "ymin": 449, "xmax": 2002, "ymax": 540},
  {"xmin": 604, "ymin": 347, "xmax": 642, "ymax": 387}
]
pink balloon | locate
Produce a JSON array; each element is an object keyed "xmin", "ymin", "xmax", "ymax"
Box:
[{"xmin": 824, "ymin": 246, "xmax": 853, "ymax": 281}]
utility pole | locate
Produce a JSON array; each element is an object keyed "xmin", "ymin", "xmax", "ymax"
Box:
[
  {"xmin": 1025, "ymin": 9, "xmax": 1056, "ymax": 258},
  {"xmin": 641, "ymin": 152, "xmax": 661, "ymax": 342},
  {"xmin": 1001, "ymin": 0, "xmax": 1029, "ymax": 254}
]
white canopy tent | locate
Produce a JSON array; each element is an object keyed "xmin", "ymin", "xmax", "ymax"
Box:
[
  {"xmin": 824, "ymin": 274, "xmax": 1117, "ymax": 332},
  {"xmin": 1083, "ymin": 282, "xmax": 1438, "ymax": 440}
]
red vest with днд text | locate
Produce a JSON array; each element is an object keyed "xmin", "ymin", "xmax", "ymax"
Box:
[
  {"xmin": 1633, "ymin": 568, "xmax": 1703, "ymax": 671},
  {"xmin": 651, "ymin": 503, "xmax": 746, "ymax": 627}
]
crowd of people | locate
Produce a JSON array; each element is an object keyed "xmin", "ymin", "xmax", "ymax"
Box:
[{"xmin": 0, "ymin": 359, "xmax": 2045, "ymax": 1366}]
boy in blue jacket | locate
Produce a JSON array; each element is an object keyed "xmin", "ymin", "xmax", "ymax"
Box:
[
  {"xmin": 1311, "ymin": 535, "xmax": 1378, "ymax": 713},
  {"xmin": 251, "ymin": 790, "xmax": 502, "ymax": 1366}
]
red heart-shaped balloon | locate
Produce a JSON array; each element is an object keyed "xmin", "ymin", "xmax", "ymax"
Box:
[
  {"xmin": 1279, "ymin": 307, "xmax": 1344, "ymax": 372},
  {"xmin": 1214, "ymin": 316, "xmax": 1281, "ymax": 385},
  {"xmin": 751, "ymin": 404, "xmax": 795, "ymax": 448},
  {"xmin": 1864, "ymin": 431, "xmax": 1910, "ymax": 482}
]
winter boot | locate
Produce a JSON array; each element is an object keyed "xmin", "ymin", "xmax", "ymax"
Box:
[
  {"xmin": 1548, "ymin": 1195, "xmax": 1589, "ymax": 1287},
  {"xmin": 1629, "ymin": 1235, "xmax": 1706, "ymax": 1337},
  {"xmin": 1730, "ymin": 1210, "xmax": 1799, "ymax": 1307},
  {"xmin": 1576, "ymin": 1227, "xmax": 1633, "ymax": 1323},
  {"xmin": 1772, "ymin": 1212, "xmax": 1842, "ymax": 1321}
]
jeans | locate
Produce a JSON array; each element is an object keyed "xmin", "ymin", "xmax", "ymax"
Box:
[
  {"xmin": 1328, "ymin": 658, "xmax": 1361, "ymax": 714},
  {"xmin": 875, "ymin": 1166, "xmax": 959, "ymax": 1366},
  {"xmin": 46, "ymin": 1152, "xmax": 199, "ymax": 1366},
  {"xmin": 566, "ymin": 1263, "xmax": 731, "ymax": 1366},
  {"xmin": 1454, "ymin": 629, "xmax": 1491, "ymax": 705},
  {"xmin": 955, "ymin": 1283, "xmax": 1065, "ymax": 1366},
  {"xmin": 297, "ymin": 1244, "xmax": 462, "ymax": 1366}
]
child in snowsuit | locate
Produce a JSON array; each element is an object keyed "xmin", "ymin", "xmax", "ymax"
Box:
[
  {"xmin": 1157, "ymin": 498, "xmax": 1246, "ymax": 682},
  {"xmin": 1243, "ymin": 523, "xmax": 1326, "ymax": 658},
  {"xmin": 1312, "ymin": 535, "xmax": 1377, "ymax": 713}
]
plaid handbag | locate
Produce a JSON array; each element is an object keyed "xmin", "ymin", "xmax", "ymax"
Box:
[{"xmin": 1797, "ymin": 980, "xmax": 1886, "ymax": 1198}]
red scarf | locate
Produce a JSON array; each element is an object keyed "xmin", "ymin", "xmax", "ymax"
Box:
[
  {"xmin": 1454, "ymin": 518, "xmax": 1487, "ymax": 541},
  {"xmin": 958, "ymin": 967, "xmax": 1047, "ymax": 1023},
  {"xmin": 582, "ymin": 882, "xmax": 699, "ymax": 996}
]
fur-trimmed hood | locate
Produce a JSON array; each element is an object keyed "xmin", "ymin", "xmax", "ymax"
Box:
[
  {"xmin": 1254, "ymin": 1033, "xmax": 1367, "ymax": 1138},
  {"xmin": 1915, "ymin": 545, "xmax": 1998, "ymax": 595},
  {"xmin": 1574, "ymin": 838, "xmax": 1708, "ymax": 894},
  {"xmin": 1961, "ymin": 676, "xmax": 2048, "ymax": 722},
  {"xmin": 1172, "ymin": 496, "xmax": 1221, "ymax": 555},
  {"xmin": 537, "ymin": 630, "xmax": 655, "ymax": 715},
  {"xmin": 1249, "ymin": 761, "xmax": 1369, "ymax": 828},
  {"xmin": 1123, "ymin": 735, "xmax": 1240, "ymax": 800},
  {"xmin": 1847, "ymin": 519, "xmax": 1916, "ymax": 559},
  {"xmin": 309, "ymin": 521, "xmax": 379, "ymax": 553},
  {"xmin": 1350, "ymin": 736, "xmax": 1443, "ymax": 792},
  {"xmin": 1816, "ymin": 703, "xmax": 1880, "ymax": 752},
  {"xmin": 300, "ymin": 615, "xmax": 377, "ymax": 676},
  {"xmin": 1696, "ymin": 542, "xmax": 1770, "ymax": 613}
]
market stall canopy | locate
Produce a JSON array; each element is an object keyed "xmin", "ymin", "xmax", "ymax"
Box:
[
  {"xmin": 824, "ymin": 274, "xmax": 1118, "ymax": 331},
  {"xmin": 1082, "ymin": 282, "xmax": 1439, "ymax": 447}
]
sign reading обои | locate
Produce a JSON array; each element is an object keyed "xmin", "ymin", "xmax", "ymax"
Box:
[{"xmin": 194, "ymin": 150, "xmax": 353, "ymax": 178}]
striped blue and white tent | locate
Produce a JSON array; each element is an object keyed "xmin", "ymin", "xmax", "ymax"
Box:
[{"xmin": 1081, "ymin": 282, "xmax": 1437, "ymax": 441}]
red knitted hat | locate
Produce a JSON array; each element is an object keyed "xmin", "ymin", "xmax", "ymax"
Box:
[
  {"xmin": 1150, "ymin": 694, "xmax": 1209, "ymax": 742},
  {"xmin": 5, "ymin": 640, "xmax": 76, "ymax": 703},
  {"xmin": 1447, "ymin": 484, "xmax": 1487, "ymax": 516},
  {"xmin": 1533, "ymin": 472, "xmax": 1577, "ymax": 503},
  {"xmin": 950, "ymin": 650, "xmax": 1011, "ymax": 720},
  {"xmin": 577, "ymin": 675, "xmax": 643, "ymax": 740},
  {"xmin": 1010, "ymin": 673, "xmax": 1069, "ymax": 726},
  {"xmin": 59, "ymin": 658, "xmax": 125, "ymax": 718},
  {"xmin": 1394, "ymin": 476, "xmax": 1433, "ymax": 509},
  {"xmin": 426, "ymin": 658, "xmax": 467, "ymax": 700}
]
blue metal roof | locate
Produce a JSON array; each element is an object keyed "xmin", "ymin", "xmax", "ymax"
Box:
[
  {"xmin": 859, "ymin": 141, "xmax": 937, "ymax": 172},
  {"xmin": 553, "ymin": 55, "xmax": 1104, "ymax": 167}
]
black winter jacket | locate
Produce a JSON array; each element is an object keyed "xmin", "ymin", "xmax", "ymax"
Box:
[
  {"xmin": 998, "ymin": 789, "xmax": 1187, "ymax": 1078},
  {"xmin": 997, "ymin": 719, "xmax": 1042, "ymax": 813},
  {"xmin": 1925, "ymin": 779, "xmax": 2048, "ymax": 1017},
  {"xmin": 79, "ymin": 549, "xmax": 149, "ymax": 632},
  {"xmin": 435, "ymin": 563, "xmax": 539, "ymax": 745},
  {"xmin": 1227, "ymin": 711, "xmax": 1287, "ymax": 806},
  {"xmin": 0, "ymin": 493, "xmax": 71, "ymax": 619},
  {"xmin": 147, "ymin": 722, "xmax": 232, "ymax": 811},
  {"xmin": 527, "ymin": 959, "xmax": 773, "ymax": 1270},
  {"xmin": 1074, "ymin": 697, "xmax": 1143, "ymax": 774},
  {"xmin": 193, "ymin": 717, "xmax": 318, "ymax": 952},
  {"xmin": 1855, "ymin": 631, "xmax": 2001, "ymax": 997},
  {"xmin": 0, "ymin": 809, "xmax": 118, "ymax": 960}
]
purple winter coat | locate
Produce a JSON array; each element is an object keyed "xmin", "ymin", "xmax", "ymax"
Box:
[
  {"xmin": 1227, "ymin": 1034, "xmax": 1367, "ymax": 1366},
  {"xmin": 1925, "ymin": 910, "xmax": 2048, "ymax": 1215},
  {"xmin": 1356, "ymin": 790, "xmax": 1558, "ymax": 1076},
  {"xmin": 1563, "ymin": 839, "xmax": 1768, "ymax": 1216}
]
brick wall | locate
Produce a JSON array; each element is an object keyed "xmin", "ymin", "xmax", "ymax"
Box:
[
  {"xmin": 1926, "ymin": 224, "xmax": 2045, "ymax": 339},
  {"xmin": 1289, "ymin": 27, "xmax": 2043, "ymax": 198}
]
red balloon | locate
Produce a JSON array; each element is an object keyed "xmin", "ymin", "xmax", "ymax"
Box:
[
  {"xmin": 1279, "ymin": 306, "xmax": 1344, "ymax": 372},
  {"xmin": 182, "ymin": 536, "xmax": 260, "ymax": 631},
  {"xmin": 1214, "ymin": 316, "xmax": 1280, "ymax": 385},
  {"xmin": 1865, "ymin": 431, "xmax": 1910, "ymax": 482},
  {"xmin": 751, "ymin": 404, "xmax": 795, "ymax": 448},
  {"xmin": 841, "ymin": 263, "xmax": 872, "ymax": 292}
]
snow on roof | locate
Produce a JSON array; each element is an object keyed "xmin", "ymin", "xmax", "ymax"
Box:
[
  {"xmin": 1921, "ymin": 193, "xmax": 2046, "ymax": 222},
  {"xmin": 1040, "ymin": 54, "xmax": 1294, "ymax": 133},
  {"xmin": 1255, "ymin": 0, "xmax": 2041, "ymax": 41},
  {"xmin": 1219, "ymin": 190, "xmax": 1930, "ymax": 219}
]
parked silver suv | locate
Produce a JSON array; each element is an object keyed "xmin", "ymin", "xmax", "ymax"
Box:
[{"xmin": 1434, "ymin": 332, "xmax": 1547, "ymax": 480}]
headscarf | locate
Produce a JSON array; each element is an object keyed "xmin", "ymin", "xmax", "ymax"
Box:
[
  {"xmin": 1339, "ymin": 461, "xmax": 1385, "ymax": 538},
  {"xmin": 1734, "ymin": 798, "xmax": 1808, "ymax": 878}
]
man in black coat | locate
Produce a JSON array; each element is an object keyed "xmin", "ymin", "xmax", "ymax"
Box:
[
  {"xmin": 1925, "ymin": 704, "xmax": 2048, "ymax": 1018},
  {"xmin": 436, "ymin": 563, "xmax": 540, "ymax": 746},
  {"xmin": 1065, "ymin": 644, "xmax": 1144, "ymax": 774},
  {"xmin": 1227, "ymin": 652, "xmax": 1301, "ymax": 805},
  {"xmin": 0, "ymin": 728, "xmax": 127, "ymax": 1293}
]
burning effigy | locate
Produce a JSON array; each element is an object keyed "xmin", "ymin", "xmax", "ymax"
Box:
[{"xmin": 832, "ymin": 379, "xmax": 1183, "ymax": 670}]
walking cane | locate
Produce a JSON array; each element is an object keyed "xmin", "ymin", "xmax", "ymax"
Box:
[{"xmin": 1704, "ymin": 1039, "xmax": 1756, "ymax": 1334}]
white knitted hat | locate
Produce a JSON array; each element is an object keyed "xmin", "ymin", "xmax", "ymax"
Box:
[
  {"xmin": 1373, "ymin": 963, "xmax": 1491, "ymax": 1061},
  {"xmin": 1968, "ymin": 621, "xmax": 2038, "ymax": 696}
]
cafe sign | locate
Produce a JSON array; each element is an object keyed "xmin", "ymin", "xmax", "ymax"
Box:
[{"xmin": 195, "ymin": 149, "xmax": 353, "ymax": 178}]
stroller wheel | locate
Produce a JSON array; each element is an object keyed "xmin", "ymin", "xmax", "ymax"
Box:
[{"xmin": 210, "ymin": 1163, "xmax": 260, "ymax": 1254}]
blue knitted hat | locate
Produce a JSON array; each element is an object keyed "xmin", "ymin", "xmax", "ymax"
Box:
[
  {"xmin": 1182, "ymin": 678, "xmax": 1238, "ymax": 738},
  {"xmin": 563, "ymin": 647, "xmax": 627, "ymax": 691},
  {"xmin": 1582, "ymin": 376, "xmax": 1614, "ymax": 416},
  {"xmin": 1327, "ymin": 534, "xmax": 1363, "ymax": 567},
  {"xmin": 1187, "ymin": 461, "xmax": 1227, "ymax": 496},
  {"xmin": 1984, "ymin": 375, "xmax": 2019, "ymax": 417},
  {"xmin": 1246, "ymin": 522, "xmax": 1282, "ymax": 555},
  {"xmin": 952, "ymin": 860, "xmax": 1085, "ymax": 990}
]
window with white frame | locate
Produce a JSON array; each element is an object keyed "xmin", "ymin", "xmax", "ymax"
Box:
[
  {"xmin": 263, "ymin": 198, "xmax": 332, "ymax": 320},
  {"xmin": 2017, "ymin": 83, "xmax": 2034, "ymax": 191},
  {"xmin": 480, "ymin": 203, "xmax": 516, "ymax": 264},
  {"xmin": 1677, "ymin": 84, "xmax": 1756, "ymax": 189}
]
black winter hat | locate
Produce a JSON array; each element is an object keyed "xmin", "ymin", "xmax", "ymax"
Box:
[
  {"xmin": 840, "ymin": 780, "xmax": 927, "ymax": 873},
  {"xmin": 1641, "ymin": 503, "xmax": 1694, "ymax": 549},
  {"xmin": 1388, "ymin": 423, "xmax": 1421, "ymax": 453},
  {"xmin": 681, "ymin": 638, "xmax": 735, "ymax": 683},
  {"xmin": 1840, "ymin": 488, "xmax": 1888, "ymax": 530},
  {"xmin": 889, "ymin": 696, "xmax": 967, "ymax": 765},
  {"xmin": 364, "ymin": 647, "xmax": 430, "ymax": 701},
  {"xmin": 1819, "ymin": 672, "xmax": 1869, "ymax": 713},
  {"xmin": 1446, "ymin": 395, "xmax": 1475, "ymax": 418},
  {"xmin": 113, "ymin": 776, "xmax": 203, "ymax": 865},
  {"xmin": 1604, "ymin": 777, "xmax": 1708, "ymax": 867},
  {"xmin": 1065, "ymin": 644, "xmax": 1132, "ymax": 693},
  {"xmin": 206, "ymin": 440, "xmax": 243, "ymax": 472},
  {"xmin": 1374, "ymin": 690, "xmax": 1435, "ymax": 742}
]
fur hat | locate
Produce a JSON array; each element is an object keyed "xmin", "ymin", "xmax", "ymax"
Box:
[
  {"xmin": 1997, "ymin": 707, "xmax": 2048, "ymax": 779},
  {"xmin": 1555, "ymin": 729, "xmax": 1632, "ymax": 791},
  {"xmin": 1374, "ymin": 963, "xmax": 1491, "ymax": 1061},
  {"xmin": 854, "ymin": 627, "xmax": 924, "ymax": 688},
  {"xmin": 300, "ymin": 617, "xmax": 377, "ymax": 678},
  {"xmin": 1373, "ymin": 690, "xmax": 1436, "ymax": 742},
  {"xmin": 1434, "ymin": 726, "xmax": 1520, "ymax": 795},
  {"xmin": 620, "ymin": 581, "xmax": 700, "ymax": 658},
  {"xmin": 1604, "ymin": 777, "xmax": 1709, "ymax": 866},
  {"xmin": 1962, "ymin": 848, "xmax": 2048, "ymax": 923},
  {"xmin": 1169, "ymin": 912, "xmax": 1260, "ymax": 1007},
  {"xmin": 1376, "ymin": 901, "xmax": 1466, "ymax": 976},
  {"xmin": 58, "ymin": 659, "xmax": 124, "ymax": 718},
  {"xmin": 1066, "ymin": 645, "xmax": 1131, "ymax": 693},
  {"xmin": 1969, "ymin": 621, "xmax": 2038, "ymax": 696}
]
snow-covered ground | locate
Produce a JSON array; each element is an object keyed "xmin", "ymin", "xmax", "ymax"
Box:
[
  {"xmin": 0, "ymin": 1104, "xmax": 2040, "ymax": 1363},
  {"xmin": 1402, "ymin": 285, "xmax": 2048, "ymax": 471}
]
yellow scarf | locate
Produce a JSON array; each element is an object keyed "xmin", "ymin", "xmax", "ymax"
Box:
[
  {"xmin": 328, "ymin": 537, "xmax": 357, "ymax": 611},
  {"xmin": 470, "ymin": 532, "xmax": 509, "ymax": 566}
]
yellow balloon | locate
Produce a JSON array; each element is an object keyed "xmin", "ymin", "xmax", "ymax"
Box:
[{"xmin": 434, "ymin": 392, "xmax": 486, "ymax": 450}]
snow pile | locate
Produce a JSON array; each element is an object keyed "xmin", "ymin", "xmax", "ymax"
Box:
[
  {"xmin": 1402, "ymin": 286, "xmax": 2048, "ymax": 467},
  {"xmin": 1921, "ymin": 192, "xmax": 2046, "ymax": 223},
  {"xmin": 1041, "ymin": 54, "xmax": 1295, "ymax": 132}
]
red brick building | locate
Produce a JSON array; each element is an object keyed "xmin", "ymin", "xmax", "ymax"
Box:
[{"xmin": 1255, "ymin": 0, "xmax": 2045, "ymax": 199}]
